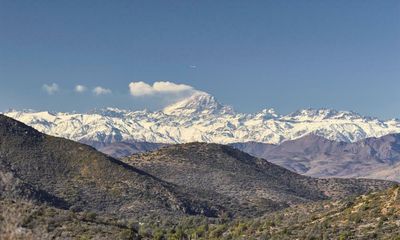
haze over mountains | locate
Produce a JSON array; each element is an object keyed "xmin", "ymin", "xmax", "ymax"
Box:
[
  {"xmin": 5, "ymin": 91, "xmax": 400, "ymax": 145},
  {"xmin": 232, "ymin": 134, "xmax": 400, "ymax": 182}
]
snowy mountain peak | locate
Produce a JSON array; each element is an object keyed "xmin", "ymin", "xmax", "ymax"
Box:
[
  {"xmin": 286, "ymin": 108, "xmax": 366, "ymax": 121},
  {"xmin": 162, "ymin": 91, "xmax": 235, "ymax": 116},
  {"xmin": 88, "ymin": 107, "xmax": 128, "ymax": 118},
  {"xmin": 256, "ymin": 108, "xmax": 279, "ymax": 119}
]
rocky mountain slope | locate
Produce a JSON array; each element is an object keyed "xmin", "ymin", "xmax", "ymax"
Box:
[
  {"xmin": 85, "ymin": 133, "xmax": 400, "ymax": 183},
  {"xmin": 81, "ymin": 141, "xmax": 168, "ymax": 159},
  {"xmin": 231, "ymin": 134, "xmax": 400, "ymax": 182},
  {"xmin": 1, "ymin": 114, "xmax": 398, "ymax": 239},
  {"xmin": 0, "ymin": 164, "xmax": 68, "ymax": 209},
  {"xmin": 0, "ymin": 114, "xmax": 223, "ymax": 219},
  {"xmin": 3, "ymin": 185, "xmax": 400, "ymax": 239},
  {"xmin": 123, "ymin": 143, "xmax": 395, "ymax": 218},
  {"xmin": 5, "ymin": 91, "xmax": 400, "ymax": 145},
  {"xmin": 1, "ymin": 114, "xmax": 394, "ymax": 218},
  {"xmin": 3, "ymin": 114, "xmax": 394, "ymax": 218},
  {"xmin": 0, "ymin": 199, "xmax": 139, "ymax": 240},
  {"xmin": 140, "ymin": 185, "xmax": 400, "ymax": 239}
]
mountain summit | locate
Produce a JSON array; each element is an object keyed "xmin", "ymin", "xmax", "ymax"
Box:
[{"xmin": 163, "ymin": 91, "xmax": 235, "ymax": 116}]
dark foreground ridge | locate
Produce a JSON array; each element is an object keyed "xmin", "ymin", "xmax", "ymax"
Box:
[
  {"xmin": 0, "ymin": 114, "xmax": 223, "ymax": 219},
  {"xmin": 124, "ymin": 142, "xmax": 395, "ymax": 217},
  {"xmin": 0, "ymin": 114, "xmax": 397, "ymax": 239},
  {"xmin": 88, "ymin": 133, "xmax": 400, "ymax": 183}
]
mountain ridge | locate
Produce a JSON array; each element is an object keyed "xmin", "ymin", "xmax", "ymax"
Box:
[
  {"xmin": 4, "ymin": 92, "xmax": 400, "ymax": 145},
  {"xmin": 123, "ymin": 142, "xmax": 395, "ymax": 217},
  {"xmin": 0, "ymin": 114, "xmax": 224, "ymax": 218},
  {"xmin": 0, "ymin": 114, "xmax": 398, "ymax": 239},
  {"xmin": 231, "ymin": 133, "xmax": 400, "ymax": 182},
  {"xmin": 2, "ymin": 114, "xmax": 395, "ymax": 219}
]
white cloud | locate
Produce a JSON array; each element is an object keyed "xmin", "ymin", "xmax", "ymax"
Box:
[
  {"xmin": 129, "ymin": 81, "xmax": 195, "ymax": 97},
  {"xmin": 93, "ymin": 86, "xmax": 112, "ymax": 95},
  {"xmin": 42, "ymin": 83, "xmax": 59, "ymax": 95},
  {"xmin": 74, "ymin": 85, "xmax": 87, "ymax": 93}
]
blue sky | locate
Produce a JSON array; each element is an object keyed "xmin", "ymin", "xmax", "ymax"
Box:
[{"xmin": 0, "ymin": 1, "xmax": 399, "ymax": 119}]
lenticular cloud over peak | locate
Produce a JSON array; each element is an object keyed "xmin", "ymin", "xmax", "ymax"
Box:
[{"xmin": 129, "ymin": 81, "xmax": 197, "ymax": 97}]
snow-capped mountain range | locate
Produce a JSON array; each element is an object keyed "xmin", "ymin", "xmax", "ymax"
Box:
[{"xmin": 4, "ymin": 91, "xmax": 400, "ymax": 145}]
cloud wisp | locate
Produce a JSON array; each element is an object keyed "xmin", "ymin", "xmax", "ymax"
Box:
[
  {"xmin": 75, "ymin": 85, "xmax": 87, "ymax": 93},
  {"xmin": 93, "ymin": 86, "xmax": 112, "ymax": 96},
  {"xmin": 42, "ymin": 83, "xmax": 59, "ymax": 95},
  {"xmin": 129, "ymin": 81, "xmax": 195, "ymax": 97}
]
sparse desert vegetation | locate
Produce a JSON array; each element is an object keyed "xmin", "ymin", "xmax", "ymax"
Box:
[{"xmin": 1, "ymin": 186, "xmax": 400, "ymax": 239}]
